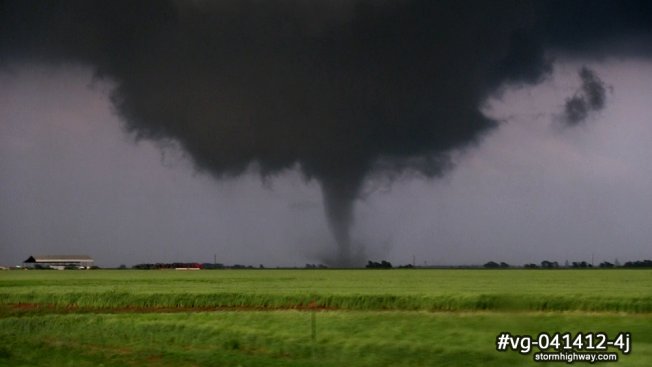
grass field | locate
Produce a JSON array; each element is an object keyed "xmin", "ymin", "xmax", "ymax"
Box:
[{"xmin": 1, "ymin": 269, "xmax": 651, "ymax": 366}]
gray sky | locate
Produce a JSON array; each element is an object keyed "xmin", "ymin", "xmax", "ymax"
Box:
[{"xmin": 1, "ymin": 57, "xmax": 651, "ymax": 267}]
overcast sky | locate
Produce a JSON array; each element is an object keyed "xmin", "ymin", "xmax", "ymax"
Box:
[
  {"xmin": 1, "ymin": 58, "xmax": 651, "ymax": 267},
  {"xmin": 1, "ymin": 1, "xmax": 652, "ymax": 267}
]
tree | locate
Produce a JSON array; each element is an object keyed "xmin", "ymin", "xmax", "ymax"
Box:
[
  {"xmin": 366, "ymin": 260, "xmax": 392, "ymax": 269},
  {"xmin": 541, "ymin": 260, "xmax": 559, "ymax": 269},
  {"xmin": 483, "ymin": 261, "xmax": 500, "ymax": 268},
  {"xmin": 572, "ymin": 261, "xmax": 591, "ymax": 268}
]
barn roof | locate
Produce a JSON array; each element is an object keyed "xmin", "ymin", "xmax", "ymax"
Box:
[{"xmin": 24, "ymin": 255, "xmax": 94, "ymax": 263}]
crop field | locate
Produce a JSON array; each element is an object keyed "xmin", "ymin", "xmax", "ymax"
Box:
[{"xmin": 1, "ymin": 269, "xmax": 651, "ymax": 366}]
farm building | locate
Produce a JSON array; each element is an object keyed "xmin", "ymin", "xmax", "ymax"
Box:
[{"xmin": 23, "ymin": 255, "xmax": 94, "ymax": 269}]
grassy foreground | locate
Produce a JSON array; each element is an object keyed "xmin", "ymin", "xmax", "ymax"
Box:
[
  {"xmin": 0, "ymin": 310, "xmax": 650, "ymax": 366},
  {"xmin": 1, "ymin": 269, "xmax": 651, "ymax": 366},
  {"xmin": 1, "ymin": 269, "xmax": 651, "ymax": 312}
]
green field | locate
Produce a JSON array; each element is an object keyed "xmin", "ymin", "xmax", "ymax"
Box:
[{"xmin": 1, "ymin": 269, "xmax": 651, "ymax": 366}]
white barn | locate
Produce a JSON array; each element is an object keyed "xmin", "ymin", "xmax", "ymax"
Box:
[{"xmin": 24, "ymin": 255, "xmax": 94, "ymax": 269}]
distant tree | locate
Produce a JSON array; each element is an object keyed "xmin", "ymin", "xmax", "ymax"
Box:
[
  {"xmin": 524, "ymin": 263, "xmax": 538, "ymax": 269},
  {"xmin": 499, "ymin": 262, "xmax": 510, "ymax": 268},
  {"xmin": 118, "ymin": 264, "xmax": 127, "ymax": 269},
  {"xmin": 572, "ymin": 261, "xmax": 591, "ymax": 268},
  {"xmin": 483, "ymin": 261, "xmax": 500, "ymax": 268},
  {"xmin": 541, "ymin": 260, "xmax": 559, "ymax": 269},
  {"xmin": 202, "ymin": 263, "xmax": 224, "ymax": 269},
  {"xmin": 130, "ymin": 262, "xmax": 201, "ymax": 269},
  {"xmin": 599, "ymin": 261, "xmax": 614, "ymax": 268},
  {"xmin": 623, "ymin": 259, "xmax": 652, "ymax": 268},
  {"xmin": 132, "ymin": 263, "xmax": 152, "ymax": 269},
  {"xmin": 366, "ymin": 260, "xmax": 393, "ymax": 269}
]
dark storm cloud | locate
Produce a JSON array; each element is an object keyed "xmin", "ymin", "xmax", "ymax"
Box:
[
  {"xmin": 563, "ymin": 67, "xmax": 608, "ymax": 125},
  {"xmin": 1, "ymin": 0, "xmax": 652, "ymax": 265},
  {"xmin": 542, "ymin": 0, "xmax": 652, "ymax": 57}
]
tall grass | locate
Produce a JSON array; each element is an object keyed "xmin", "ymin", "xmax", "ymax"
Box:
[
  {"xmin": 2, "ymin": 310, "xmax": 651, "ymax": 367},
  {"xmin": 1, "ymin": 269, "xmax": 651, "ymax": 312},
  {"xmin": 1, "ymin": 291, "xmax": 651, "ymax": 312},
  {"xmin": 2, "ymin": 269, "xmax": 652, "ymax": 366}
]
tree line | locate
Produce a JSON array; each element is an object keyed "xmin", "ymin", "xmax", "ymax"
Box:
[
  {"xmin": 124, "ymin": 259, "xmax": 652, "ymax": 270},
  {"xmin": 485, "ymin": 259, "xmax": 652, "ymax": 269}
]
